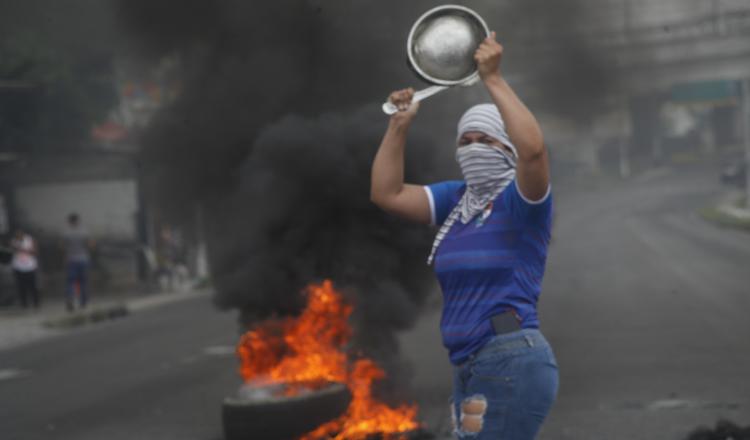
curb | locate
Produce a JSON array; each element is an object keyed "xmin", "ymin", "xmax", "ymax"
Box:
[
  {"xmin": 0, "ymin": 288, "xmax": 212, "ymax": 351},
  {"xmin": 39, "ymin": 289, "xmax": 211, "ymax": 330},
  {"xmin": 42, "ymin": 304, "xmax": 130, "ymax": 329}
]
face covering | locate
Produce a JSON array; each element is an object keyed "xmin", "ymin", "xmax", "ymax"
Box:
[
  {"xmin": 427, "ymin": 143, "xmax": 516, "ymax": 265},
  {"xmin": 456, "ymin": 142, "xmax": 517, "ymax": 209}
]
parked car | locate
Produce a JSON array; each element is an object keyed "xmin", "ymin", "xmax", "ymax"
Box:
[{"xmin": 720, "ymin": 161, "xmax": 748, "ymax": 188}]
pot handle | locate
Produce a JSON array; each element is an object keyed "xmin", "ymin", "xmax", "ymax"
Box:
[
  {"xmin": 382, "ymin": 85, "xmax": 448, "ymax": 115},
  {"xmin": 381, "ymin": 76, "xmax": 480, "ymax": 115}
]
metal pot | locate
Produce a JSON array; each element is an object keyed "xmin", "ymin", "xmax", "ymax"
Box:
[
  {"xmin": 407, "ymin": 4, "xmax": 490, "ymax": 86},
  {"xmin": 383, "ymin": 5, "xmax": 490, "ymax": 114}
]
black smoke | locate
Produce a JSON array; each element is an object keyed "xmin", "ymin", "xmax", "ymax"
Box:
[
  {"xmin": 485, "ymin": 0, "xmax": 622, "ymax": 121},
  {"xmin": 116, "ymin": 0, "xmax": 315, "ymax": 212},
  {"xmin": 207, "ymin": 108, "xmax": 445, "ymax": 358},
  {"xmin": 114, "ymin": 0, "xmax": 454, "ymax": 321}
]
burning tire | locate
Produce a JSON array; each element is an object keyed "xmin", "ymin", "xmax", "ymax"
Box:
[
  {"xmin": 227, "ymin": 282, "xmax": 423, "ymax": 439},
  {"xmin": 686, "ymin": 419, "xmax": 750, "ymax": 440},
  {"xmin": 222, "ymin": 381, "xmax": 351, "ymax": 440}
]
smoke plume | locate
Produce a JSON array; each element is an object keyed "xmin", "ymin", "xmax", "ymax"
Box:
[{"xmin": 207, "ymin": 108, "xmax": 445, "ymax": 358}]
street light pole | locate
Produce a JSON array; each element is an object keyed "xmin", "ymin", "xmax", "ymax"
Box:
[
  {"xmin": 619, "ymin": 95, "xmax": 631, "ymax": 179},
  {"xmin": 742, "ymin": 79, "xmax": 750, "ymax": 206}
]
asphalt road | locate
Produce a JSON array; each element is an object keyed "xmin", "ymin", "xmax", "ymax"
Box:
[
  {"xmin": 1, "ymin": 164, "xmax": 748, "ymax": 440},
  {"xmin": 540, "ymin": 165, "xmax": 750, "ymax": 440},
  {"xmin": 0, "ymin": 294, "xmax": 240, "ymax": 440},
  {"xmin": 400, "ymin": 164, "xmax": 750, "ymax": 439}
]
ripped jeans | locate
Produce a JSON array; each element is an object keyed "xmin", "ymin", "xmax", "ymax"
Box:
[{"xmin": 451, "ymin": 329, "xmax": 558, "ymax": 439}]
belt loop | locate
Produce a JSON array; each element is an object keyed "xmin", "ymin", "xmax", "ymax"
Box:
[{"xmin": 524, "ymin": 334, "xmax": 534, "ymax": 347}]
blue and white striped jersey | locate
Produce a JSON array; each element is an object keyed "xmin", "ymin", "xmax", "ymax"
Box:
[{"xmin": 425, "ymin": 179, "xmax": 553, "ymax": 365}]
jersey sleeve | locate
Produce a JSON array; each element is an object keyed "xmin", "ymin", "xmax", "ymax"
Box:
[
  {"xmin": 423, "ymin": 180, "xmax": 464, "ymax": 226},
  {"xmin": 503, "ymin": 179, "xmax": 553, "ymax": 226}
]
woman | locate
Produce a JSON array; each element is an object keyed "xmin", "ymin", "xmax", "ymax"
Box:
[
  {"xmin": 371, "ymin": 32, "xmax": 558, "ymax": 439},
  {"xmin": 10, "ymin": 228, "xmax": 41, "ymax": 309}
]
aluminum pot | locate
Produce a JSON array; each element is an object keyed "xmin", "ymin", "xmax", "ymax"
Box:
[
  {"xmin": 382, "ymin": 5, "xmax": 490, "ymax": 115},
  {"xmin": 407, "ymin": 4, "xmax": 490, "ymax": 86}
]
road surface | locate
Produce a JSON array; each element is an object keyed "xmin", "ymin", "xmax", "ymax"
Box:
[
  {"xmin": 0, "ymin": 294, "xmax": 239, "ymax": 440},
  {"xmin": 1, "ymin": 164, "xmax": 748, "ymax": 440},
  {"xmin": 401, "ymin": 164, "xmax": 750, "ymax": 439}
]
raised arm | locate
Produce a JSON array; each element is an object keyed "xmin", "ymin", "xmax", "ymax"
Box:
[
  {"xmin": 475, "ymin": 32, "xmax": 549, "ymax": 201},
  {"xmin": 370, "ymin": 89, "xmax": 432, "ymax": 224}
]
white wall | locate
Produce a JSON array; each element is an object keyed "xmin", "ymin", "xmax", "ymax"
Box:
[
  {"xmin": 528, "ymin": 0, "xmax": 748, "ymax": 35},
  {"xmin": 14, "ymin": 180, "xmax": 138, "ymax": 240}
]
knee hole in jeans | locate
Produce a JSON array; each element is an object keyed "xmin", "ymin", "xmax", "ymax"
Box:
[{"xmin": 459, "ymin": 395, "xmax": 487, "ymax": 434}]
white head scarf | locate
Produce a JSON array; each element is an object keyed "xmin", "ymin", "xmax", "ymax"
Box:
[
  {"xmin": 456, "ymin": 103, "xmax": 517, "ymax": 156},
  {"xmin": 427, "ymin": 104, "xmax": 517, "ymax": 265}
]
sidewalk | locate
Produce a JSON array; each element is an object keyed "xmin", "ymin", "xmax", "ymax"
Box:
[{"xmin": 0, "ymin": 286, "xmax": 210, "ymax": 352}]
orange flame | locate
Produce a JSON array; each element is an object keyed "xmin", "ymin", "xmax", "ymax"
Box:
[{"xmin": 236, "ymin": 280, "xmax": 420, "ymax": 439}]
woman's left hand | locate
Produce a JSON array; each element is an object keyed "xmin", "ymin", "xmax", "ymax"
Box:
[{"xmin": 474, "ymin": 31, "xmax": 503, "ymax": 81}]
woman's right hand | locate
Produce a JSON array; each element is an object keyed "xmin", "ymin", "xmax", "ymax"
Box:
[
  {"xmin": 371, "ymin": 88, "xmax": 431, "ymax": 225},
  {"xmin": 388, "ymin": 88, "xmax": 419, "ymax": 123}
]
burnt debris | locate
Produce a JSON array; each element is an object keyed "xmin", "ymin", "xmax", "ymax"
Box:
[{"xmin": 686, "ymin": 420, "xmax": 750, "ymax": 440}]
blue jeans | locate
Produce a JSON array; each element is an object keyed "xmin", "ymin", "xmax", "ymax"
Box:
[
  {"xmin": 66, "ymin": 261, "xmax": 88, "ymax": 307},
  {"xmin": 451, "ymin": 329, "xmax": 558, "ymax": 439}
]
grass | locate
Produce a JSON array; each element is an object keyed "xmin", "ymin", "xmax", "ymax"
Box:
[{"xmin": 699, "ymin": 206, "xmax": 750, "ymax": 232}]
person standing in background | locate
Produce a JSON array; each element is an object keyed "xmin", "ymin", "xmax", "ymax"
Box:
[
  {"xmin": 10, "ymin": 228, "xmax": 40, "ymax": 309},
  {"xmin": 156, "ymin": 225, "xmax": 189, "ymax": 292},
  {"xmin": 63, "ymin": 213, "xmax": 94, "ymax": 311}
]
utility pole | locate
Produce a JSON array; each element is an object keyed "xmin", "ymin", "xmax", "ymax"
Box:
[
  {"xmin": 619, "ymin": 96, "xmax": 632, "ymax": 179},
  {"xmin": 623, "ymin": 0, "xmax": 632, "ymax": 44},
  {"xmin": 712, "ymin": 0, "xmax": 726, "ymax": 36},
  {"xmin": 742, "ymin": 79, "xmax": 750, "ymax": 206}
]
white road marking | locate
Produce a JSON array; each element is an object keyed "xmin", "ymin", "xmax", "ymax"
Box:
[
  {"xmin": 203, "ymin": 345, "xmax": 235, "ymax": 356},
  {"xmin": 603, "ymin": 399, "xmax": 743, "ymax": 411},
  {"xmin": 646, "ymin": 399, "xmax": 742, "ymax": 411},
  {"xmin": 0, "ymin": 368, "xmax": 30, "ymax": 381}
]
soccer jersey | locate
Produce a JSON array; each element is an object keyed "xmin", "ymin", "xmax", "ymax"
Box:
[{"xmin": 425, "ymin": 179, "xmax": 553, "ymax": 365}]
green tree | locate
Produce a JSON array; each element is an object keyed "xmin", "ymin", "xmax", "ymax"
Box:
[{"xmin": 0, "ymin": 21, "xmax": 117, "ymax": 151}]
